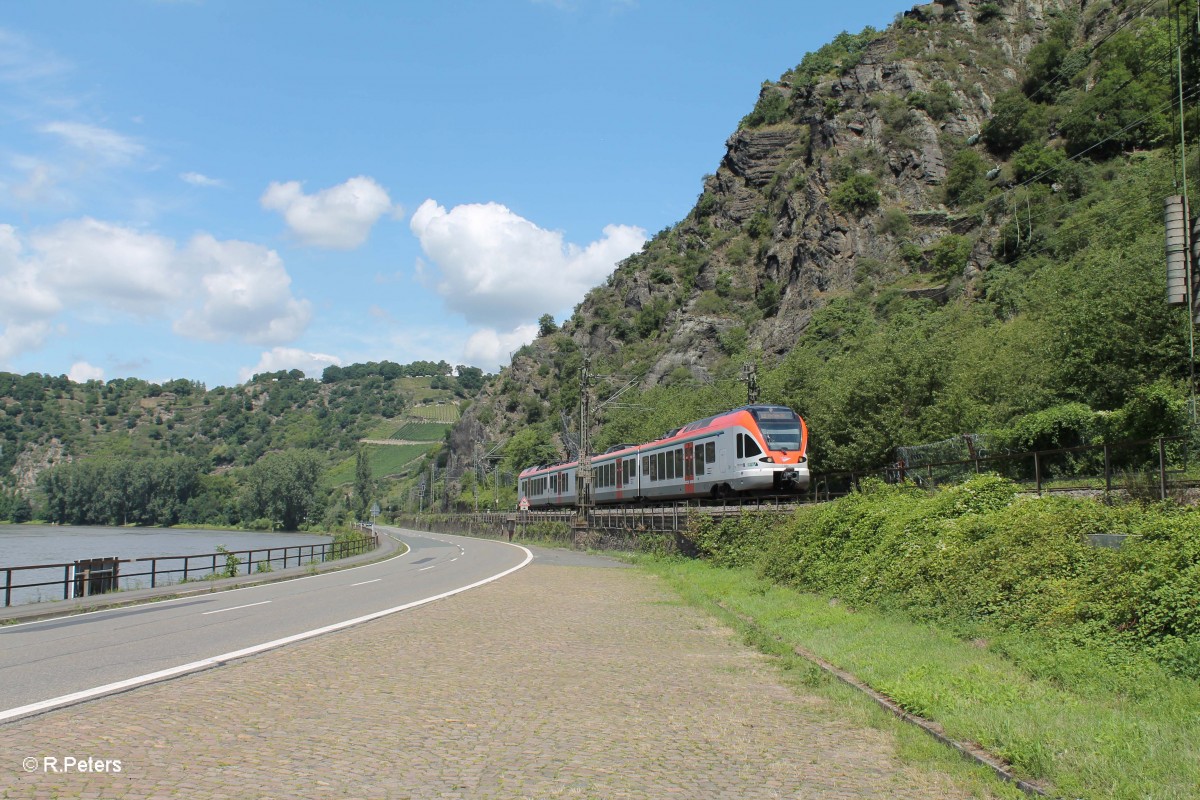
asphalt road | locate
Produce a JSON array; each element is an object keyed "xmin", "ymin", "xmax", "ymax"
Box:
[{"xmin": 0, "ymin": 527, "xmax": 531, "ymax": 722}]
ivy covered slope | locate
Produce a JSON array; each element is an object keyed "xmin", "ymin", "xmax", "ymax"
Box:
[
  {"xmin": 0, "ymin": 360, "xmax": 487, "ymax": 526},
  {"xmin": 452, "ymin": 0, "xmax": 1195, "ymax": 479}
]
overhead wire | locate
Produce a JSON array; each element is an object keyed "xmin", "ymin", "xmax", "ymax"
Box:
[
  {"xmin": 943, "ymin": 0, "xmax": 1183, "ymax": 234},
  {"xmin": 946, "ymin": 82, "xmax": 1200, "ymax": 239}
]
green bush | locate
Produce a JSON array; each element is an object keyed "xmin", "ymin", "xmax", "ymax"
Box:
[
  {"xmin": 943, "ymin": 149, "xmax": 990, "ymax": 207},
  {"xmin": 741, "ymin": 85, "xmax": 790, "ymax": 128},
  {"xmin": 926, "ymin": 234, "xmax": 972, "ymax": 280},
  {"xmin": 721, "ymin": 474, "xmax": 1200, "ymax": 678},
  {"xmin": 829, "ymin": 172, "xmax": 880, "ymax": 216},
  {"xmin": 981, "ymin": 90, "xmax": 1047, "ymax": 155}
]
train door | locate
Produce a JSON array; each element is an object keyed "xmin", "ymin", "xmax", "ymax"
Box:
[{"xmin": 684, "ymin": 442, "xmax": 695, "ymax": 494}]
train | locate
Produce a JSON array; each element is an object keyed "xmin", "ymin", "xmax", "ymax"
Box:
[{"xmin": 518, "ymin": 404, "xmax": 809, "ymax": 508}]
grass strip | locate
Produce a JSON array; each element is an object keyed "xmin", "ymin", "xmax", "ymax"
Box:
[{"xmin": 639, "ymin": 555, "xmax": 1200, "ymax": 800}]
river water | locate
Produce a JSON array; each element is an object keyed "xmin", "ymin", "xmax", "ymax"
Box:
[{"xmin": 0, "ymin": 525, "xmax": 333, "ymax": 607}]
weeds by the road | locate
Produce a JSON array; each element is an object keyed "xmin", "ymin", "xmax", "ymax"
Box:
[{"xmin": 641, "ymin": 555, "xmax": 1200, "ymax": 800}]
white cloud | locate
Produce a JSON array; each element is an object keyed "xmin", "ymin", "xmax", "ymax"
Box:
[
  {"xmin": 463, "ymin": 323, "xmax": 540, "ymax": 369},
  {"xmin": 180, "ymin": 171, "xmax": 224, "ymax": 188},
  {"xmin": 261, "ymin": 175, "xmax": 393, "ymax": 249},
  {"xmin": 68, "ymin": 361, "xmax": 104, "ymax": 383},
  {"xmin": 174, "ymin": 234, "xmax": 312, "ymax": 345},
  {"xmin": 409, "ymin": 199, "xmax": 645, "ymax": 329},
  {"xmin": 0, "ymin": 224, "xmax": 60, "ymax": 321},
  {"xmin": 0, "ymin": 219, "xmax": 313, "ymax": 366},
  {"xmin": 30, "ymin": 218, "xmax": 180, "ymax": 314},
  {"xmin": 40, "ymin": 121, "xmax": 144, "ymax": 165},
  {"xmin": 238, "ymin": 347, "xmax": 341, "ymax": 383},
  {"xmin": 0, "ymin": 321, "xmax": 51, "ymax": 363}
]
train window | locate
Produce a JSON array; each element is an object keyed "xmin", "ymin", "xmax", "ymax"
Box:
[
  {"xmin": 649, "ymin": 453, "xmax": 657, "ymax": 481},
  {"xmin": 695, "ymin": 449, "xmax": 704, "ymax": 476},
  {"xmin": 665, "ymin": 451, "xmax": 674, "ymax": 480},
  {"xmin": 744, "ymin": 437, "xmax": 762, "ymax": 458},
  {"xmin": 642, "ymin": 455, "xmax": 650, "ymax": 476},
  {"xmin": 657, "ymin": 452, "xmax": 666, "ymax": 480},
  {"xmin": 675, "ymin": 449, "xmax": 684, "ymax": 478},
  {"xmin": 736, "ymin": 434, "xmax": 744, "ymax": 459},
  {"xmin": 705, "ymin": 441, "xmax": 716, "ymax": 463},
  {"xmin": 627, "ymin": 458, "xmax": 635, "ymax": 482}
]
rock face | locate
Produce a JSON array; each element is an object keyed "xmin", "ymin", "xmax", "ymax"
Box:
[
  {"xmin": 13, "ymin": 438, "xmax": 70, "ymax": 492},
  {"xmin": 450, "ymin": 0, "xmax": 1086, "ymax": 467}
]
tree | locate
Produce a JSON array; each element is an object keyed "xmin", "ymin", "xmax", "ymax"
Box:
[
  {"xmin": 538, "ymin": 314, "xmax": 559, "ymax": 337},
  {"xmin": 353, "ymin": 446, "xmax": 374, "ymax": 521},
  {"xmin": 240, "ymin": 450, "xmax": 325, "ymax": 530}
]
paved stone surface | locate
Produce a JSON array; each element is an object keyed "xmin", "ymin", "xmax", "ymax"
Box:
[{"xmin": 1, "ymin": 563, "xmax": 978, "ymax": 799}]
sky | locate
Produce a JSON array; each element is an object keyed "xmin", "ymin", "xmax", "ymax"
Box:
[{"xmin": 0, "ymin": 0, "xmax": 905, "ymax": 388}]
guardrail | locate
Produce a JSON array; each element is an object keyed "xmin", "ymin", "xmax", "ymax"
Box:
[{"xmin": 1, "ymin": 531, "xmax": 378, "ymax": 608}]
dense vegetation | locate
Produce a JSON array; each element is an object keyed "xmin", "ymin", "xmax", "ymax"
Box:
[{"xmin": 0, "ymin": 361, "xmax": 488, "ymax": 528}]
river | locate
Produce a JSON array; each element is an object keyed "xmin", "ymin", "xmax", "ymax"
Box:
[{"xmin": 0, "ymin": 525, "xmax": 333, "ymax": 607}]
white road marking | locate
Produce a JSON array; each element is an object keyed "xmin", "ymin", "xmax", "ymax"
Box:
[
  {"xmin": 418, "ymin": 565, "xmax": 436, "ymax": 571},
  {"xmin": 201, "ymin": 601, "xmax": 271, "ymax": 615},
  {"xmin": 450, "ymin": 557, "xmax": 458, "ymax": 562},
  {"xmin": 351, "ymin": 579, "xmax": 381, "ymax": 587},
  {"xmin": 0, "ymin": 540, "xmax": 533, "ymax": 724}
]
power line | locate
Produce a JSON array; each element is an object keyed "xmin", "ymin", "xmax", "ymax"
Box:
[{"xmin": 948, "ymin": 82, "xmax": 1200, "ymax": 235}]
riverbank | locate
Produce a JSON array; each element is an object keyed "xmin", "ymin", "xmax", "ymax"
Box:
[{"xmin": 0, "ymin": 526, "xmax": 401, "ymax": 625}]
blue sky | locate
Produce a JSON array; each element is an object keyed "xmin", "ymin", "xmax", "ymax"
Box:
[{"xmin": 0, "ymin": 0, "xmax": 904, "ymax": 388}]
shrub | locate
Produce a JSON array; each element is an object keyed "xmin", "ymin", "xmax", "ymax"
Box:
[
  {"xmin": 927, "ymin": 234, "xmax": 972, "ymax": 279},
  {"xmin": 982, "ymin": 90, "xmax": 1047, "ymax": 155},
  {"xmin": 742, "ymin": 85, "xmax": 791, "ymax": 128},
  {"xmin": 830, "ymin": 173, "xmax": 880, "ymax": 216},
  {"xmin": 943, "ymin": 149, "xmax": 989, "ymax": 207}
]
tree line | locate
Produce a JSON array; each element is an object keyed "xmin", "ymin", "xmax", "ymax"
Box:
[{"xmin": 34, "ymin": 450, "xmax": 331, "ymax": 531}]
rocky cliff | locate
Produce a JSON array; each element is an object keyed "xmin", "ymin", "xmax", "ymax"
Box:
[{"xmin": 448, "ymin": 0, "xmax": 1134, "ymax": 472}]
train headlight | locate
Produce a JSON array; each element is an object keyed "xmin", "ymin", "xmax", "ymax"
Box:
[{"xmin": 759, "ymin": 456, "xmax": 774, "ymax": 463}]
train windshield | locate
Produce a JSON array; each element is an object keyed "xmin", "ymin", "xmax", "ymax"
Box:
[{"xmin": 752, "ymin": 408, "xmax": 802, "ymax": 452}]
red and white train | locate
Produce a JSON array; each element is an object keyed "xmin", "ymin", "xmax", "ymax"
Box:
[{"xmin": 518, "ymin": 404, "xmax": 809, "ymax": 508}]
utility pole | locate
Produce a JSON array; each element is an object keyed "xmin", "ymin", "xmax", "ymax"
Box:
[
  {"xmin": 576, "ymin": 356, "xmax": 593, "ymax": 531},
  {"xmin": 739, "ymin": 362, "xmax": 759, "ymax": 405}
]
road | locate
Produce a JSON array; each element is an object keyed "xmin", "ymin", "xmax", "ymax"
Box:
[{"xmin": 0, "ymin": 527, "xmax": 530, "ymax": 722}]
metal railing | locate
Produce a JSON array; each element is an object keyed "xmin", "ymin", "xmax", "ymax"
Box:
[{"xmin": 1, "ymin": 532, "xmax": 378, "ymax": 608}]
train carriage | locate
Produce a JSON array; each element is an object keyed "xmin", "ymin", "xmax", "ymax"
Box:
[{"xmin": 518, "ymin": 404, "xmax": 808, "ymax": 508}]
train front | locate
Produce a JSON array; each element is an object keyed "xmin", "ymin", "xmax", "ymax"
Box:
[{"xmin": 749, "ymin": 406, "xmax": 810, "ymax": 492}]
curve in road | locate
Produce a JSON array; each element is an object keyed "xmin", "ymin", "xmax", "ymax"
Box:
[{"xmin": 0, "ymin": 527, "xmax": 530, "ymax": 724}]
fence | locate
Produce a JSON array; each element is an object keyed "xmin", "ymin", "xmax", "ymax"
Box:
[
  {"xmin": 1, "ymin": 531, "xmax": 378, "ymax": 608},
  {"xmin": 810, "ymin": 435, "xmax": 1194, "ymax": 502}
]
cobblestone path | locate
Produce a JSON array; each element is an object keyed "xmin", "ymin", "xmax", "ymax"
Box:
[{"xmin": 1, "ymin": 559, "xmax": 979, "ymax": 799}]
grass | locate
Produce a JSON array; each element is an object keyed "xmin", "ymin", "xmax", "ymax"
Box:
[
  {"xmin": 325, "ymin": 444, "xmax": 434, "ymax": 485},
  {"xmin": 408, "ymin": 403, "xmax": 460, "ymax": 423},
  {"xmin": 388, "ymin": 421, "xmax": 449, "ymax": 441},
  {"xmin": 638, "ymin": 556, "xmax": 1200, "ymax": 800}
]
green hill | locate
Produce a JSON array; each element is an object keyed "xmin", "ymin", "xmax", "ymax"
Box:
[{"xmin": 0, "ymin": 361, "xmax": 487, "ymax": 527}]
